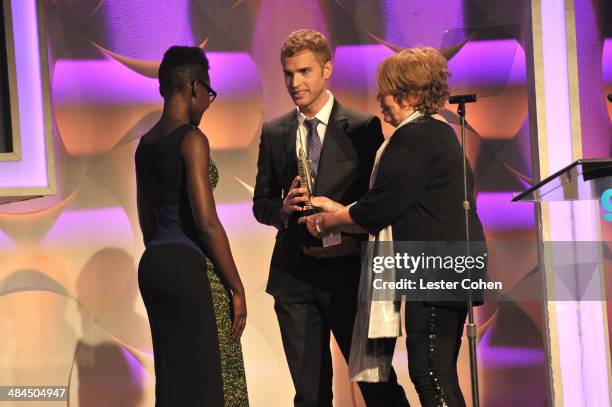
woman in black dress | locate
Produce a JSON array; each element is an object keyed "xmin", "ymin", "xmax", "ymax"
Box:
[
  {"xmin": 135, "ymin": 46, "xmax": 248, "ymax": 406},
  {"xmin": 300, "ymin": 47, "xmax": 486, "ymax": 407}
]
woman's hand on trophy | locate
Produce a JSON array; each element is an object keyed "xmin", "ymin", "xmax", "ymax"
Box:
[
  {"xmin": 299, "ymin": 213, "xmax": 322, "ymax": 237},
  {"xmin": 310, "ymin": 196, "xmax": 344, "ymax": 213}
]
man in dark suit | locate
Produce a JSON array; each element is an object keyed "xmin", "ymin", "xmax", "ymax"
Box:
[{"xmin": 252, "ymin": 28, "xmax": 408, "ymax": 407}]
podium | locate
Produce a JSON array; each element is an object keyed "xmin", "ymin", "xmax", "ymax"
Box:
[
  {"xmin": 512, "ymin": 158, "xmax": 612, "ymax": 405},
  {"xmin": 512, "ymin": 158, "xmax": 612, "ymax": 203}
]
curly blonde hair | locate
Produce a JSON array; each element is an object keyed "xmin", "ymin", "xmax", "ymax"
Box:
[
  {"xmin": 376, "ymin": 47, "xmax": 450, "ymax": 114},
  {"xmin": 280, "ymin": 29, "xmax": 331, "ymax": 66}
]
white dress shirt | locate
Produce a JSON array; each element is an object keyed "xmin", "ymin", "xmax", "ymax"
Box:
[{"xmin": 295, "ymin": 90, "xmax": 335, "ymax": 159}]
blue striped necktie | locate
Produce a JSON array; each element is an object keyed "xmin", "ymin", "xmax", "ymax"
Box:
[{"xmin": 305, "ymin": 118, "xmax": 321, "ymax": 180}]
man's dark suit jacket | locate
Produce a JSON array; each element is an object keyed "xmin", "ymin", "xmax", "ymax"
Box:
[{"xmin": 253, "ymin": 100, "xmax": 383, "ymax": 296}]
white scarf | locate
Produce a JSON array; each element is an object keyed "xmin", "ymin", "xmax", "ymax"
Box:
[{"xmin": 349, "ymin": 110, "xmax": 423, "ymax": 382}]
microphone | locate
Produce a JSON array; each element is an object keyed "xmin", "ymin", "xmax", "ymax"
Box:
[
  {"xmin": 449, "ymin": 94, "xmax": 478, "ymax": 104},
  {"xmin": 608, "ymin": 94, "xmax": 612, "ymax": 102}
]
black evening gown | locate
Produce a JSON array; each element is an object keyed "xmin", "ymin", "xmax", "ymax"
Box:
[{"xmin": 135, "ymin": 124, "xmax": 248, "ymax": 406}]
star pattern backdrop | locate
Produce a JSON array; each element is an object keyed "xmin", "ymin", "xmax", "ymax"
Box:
[{"xmin": 0, "ymin": 0, "xmax": 610, "ymax": 406}]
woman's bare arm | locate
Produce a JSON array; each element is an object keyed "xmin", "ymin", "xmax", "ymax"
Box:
[{"xmin": 181, "ymin": 129, "xmax": 246, "ymax": 340}]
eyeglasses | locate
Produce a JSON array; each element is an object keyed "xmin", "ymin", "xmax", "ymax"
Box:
[{"xmin": 195, "ymin": 80, "xmax": 217, "ymax": 103}]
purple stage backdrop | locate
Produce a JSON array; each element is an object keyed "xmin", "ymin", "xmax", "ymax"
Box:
[{"xmin": 0, "ymin": 1, "xmax": 610, "ymax": 406}]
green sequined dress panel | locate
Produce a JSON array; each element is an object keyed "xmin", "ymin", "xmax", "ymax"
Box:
[{"xmin": 206, "ymin": 159, "xmax": 249, "ymax": 406}]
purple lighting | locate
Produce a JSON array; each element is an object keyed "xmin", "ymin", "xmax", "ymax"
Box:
[
  {"xmin": 479, "ymin": 328, "xmax": 544, "ymax": 368},
  {"xmin": 99, "ymin": 0, "xmax": 194, "ymax": 60},
  {"xmin": 119, "ymin": 345, "xmax": 150, "ymax": 387},
  {"xmin": 53, "ymin": 53, "xmax": 261, "ymax": 105},
  {"xmin": 604, "ymin": 39, "xmax": 612, "ymax": 82},
  {"xmin": 382, "ymin": 0, "xmax": 464, "ymax": 48},
  {"xmin": 53, "ymin": 60, "xmax": 160, "ymax": 105},
  {"xmin": 476, "ymin": 193, "xmax": 535, "ymax": 232},
  {"xmin": 447, "ymin": 40, "xmax": 526, "ymax": 89},
  {"xmin": 216, "ymin": 201, "xmax": 263, "ymax": 237},
  {"xmin": 332, "ymin": 45, "xmax": 393, "ymax": 91},
  {"xmin": 41, "ymin": 208, "xmax": 133, "ymax": 247},
  {"xmin": 332, "ymin": 40, "xmax": 525, "ymax": 97},
  {"xmin": 0, "ymin": 229, "xmax": 16, "ymax": 251}
]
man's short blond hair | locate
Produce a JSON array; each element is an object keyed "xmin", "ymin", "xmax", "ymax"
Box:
[
  {"xmin": 377, "ymin": 47, "xmax": 450, "ymax": 114},
  {"xmin": 281, "ymin": 29, "xmax": 331, "ymax": 65}
]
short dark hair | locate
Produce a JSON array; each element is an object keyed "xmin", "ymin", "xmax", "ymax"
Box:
[{"xmin": 158, "ymin": 46, "xmax": 210, "ymax": 98}]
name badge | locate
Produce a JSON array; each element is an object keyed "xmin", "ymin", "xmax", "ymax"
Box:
[{"xmin": 322, "ymin": 232, "xmax": 341, "ymax": 247}]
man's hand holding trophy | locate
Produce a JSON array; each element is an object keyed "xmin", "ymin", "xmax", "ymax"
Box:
[{"xmin": 297, "ymin": 147, "xmax": 343, "ymax": 250}]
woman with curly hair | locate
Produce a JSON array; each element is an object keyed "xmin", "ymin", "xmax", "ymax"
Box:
[{"xmin": 300, "ymin": 47, "xmax": 485, "ymax": 407}]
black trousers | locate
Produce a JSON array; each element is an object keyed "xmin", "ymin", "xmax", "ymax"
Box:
[
  {"xmin": 138, "ymin": 244, "xmax": 224, "ymax": 407},
  {"xmin": 274, "ymin": 256, "xmax": 408, "ymax": 407},
  {"xmin": 405, "ymin": 302, "xmax": 468, "ymax": 407}
]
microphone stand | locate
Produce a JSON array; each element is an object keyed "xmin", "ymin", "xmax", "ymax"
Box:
[{"xmin": 449, "ymin": 93, "xmax": 479, "ymax": 407}]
